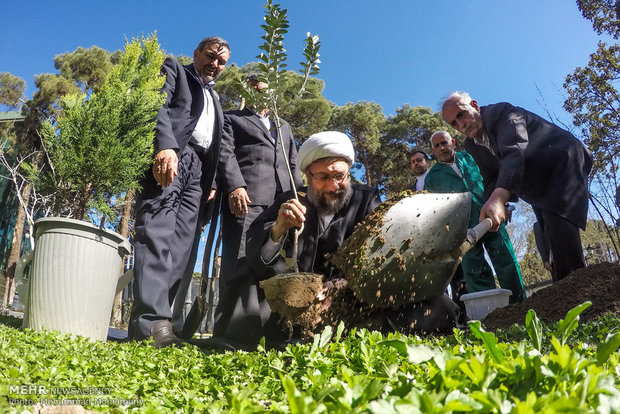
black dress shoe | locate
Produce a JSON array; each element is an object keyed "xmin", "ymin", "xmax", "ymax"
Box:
[{"xmin": 150, "ymin": 320, "xmax": 183, "ymax": 348}]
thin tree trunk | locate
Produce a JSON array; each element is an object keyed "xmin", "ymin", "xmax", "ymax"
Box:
[
  {"xmin": 2, "ymin": 182, "xmax": 31, "ymax": 308},
  {"xmin": 589, "ymin": 194, "xmax": 620, "ymax": 260},
  {"xmin": 111, "ymin": 190, "xmax": 134, "ymax": 327},
  {"xmin": 2, "ymin": 134, "xmax": 46, "ymax": 309},
  {"xmin": 74, "ymin": 182, "xmax": 92, "ymax": 220},
  {"xmin": 362, "ymin": 155, "xmax": 373, "ymax": 187}
]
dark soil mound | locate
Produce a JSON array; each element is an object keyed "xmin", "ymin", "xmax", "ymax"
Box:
[{"xmin": 483, "ymin": 262, "xmax": 620, "ymax": 330}]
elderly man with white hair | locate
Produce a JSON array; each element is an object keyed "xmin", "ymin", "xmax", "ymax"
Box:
[
  {"xmin": 441, "ymin": 92, "xmax": 592, "ymax": 282},
  {"xmin": 210, "ymin": 131, "xmax": 381, "ymax": 349}
]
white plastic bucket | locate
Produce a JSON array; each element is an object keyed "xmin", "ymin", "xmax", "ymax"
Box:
[
  {"xmin": 19, "ymin": 217, "xmax": 131, "ymax": 341},
  {"xmin": 460, "ymin": 288, "xmax": 511, "ymax": 321}
]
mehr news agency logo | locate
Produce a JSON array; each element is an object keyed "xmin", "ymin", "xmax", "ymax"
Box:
[{"xmin": 5, "ymin": 385, "xmax": 142, "ymax": 407}]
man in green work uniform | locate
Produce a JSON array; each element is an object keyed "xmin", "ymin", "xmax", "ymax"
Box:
[{"xmin": 424, "ymin": 131, "xmax": 525, "ymax": 303}]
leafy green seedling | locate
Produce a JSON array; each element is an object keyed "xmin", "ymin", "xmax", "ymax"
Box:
[
  {"xmin": 468, "ymin": 320, "xmax": 504, "ymax": 363},
  {"xmin": 596, "ymin": 332, "xmax": 620, "ymax": 365},
  {"xmin": 525, "ymin": 309, "xmax": 544, "ymax": 351},
  {"xmin": 554, "ymin": 301, "xmax": 592, "ymax": 346},
  {"xmin": 378, "ymin": 339, "xmax": 436, "ymax": 364}
]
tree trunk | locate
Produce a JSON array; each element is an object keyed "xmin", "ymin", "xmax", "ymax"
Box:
[
  {"xmin": 2, "ymin": 182, "xmax": 32, "ymax": 309},
  {"xmin": 2, "ymin": 133, "xmax": 46, "ymax": 309},
  {"xmin": 361, "ymin": 155, "xmax": 373, "ymax": 187},
  {"xmin": 74, "ymin": 182, "xmax": 93, "ymax": 220},
  {"xmin": 110, "ymin": 190, "xmax": 134, "ymax": 327}
]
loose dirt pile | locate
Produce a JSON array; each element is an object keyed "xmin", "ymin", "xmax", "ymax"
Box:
[{"xmin": 483, "ymin": 262, "xmax": 620, "ymax": 330}]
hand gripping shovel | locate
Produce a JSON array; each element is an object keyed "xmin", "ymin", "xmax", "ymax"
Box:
[{"xmin": 333, "ymin": 192, "xmax": 493, "ymax": 308}]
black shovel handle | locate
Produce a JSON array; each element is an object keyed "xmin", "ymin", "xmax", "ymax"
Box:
[{"xmin": 181, "ymin": 191, "xmax": 222, "ymax": 339}]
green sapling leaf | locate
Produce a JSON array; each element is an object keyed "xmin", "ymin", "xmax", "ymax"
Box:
[
  {"xmin": 469, "ymin": 320, "xmax": 504, "ymax": 363},
  {"xmin": 334, "ymin": 321, "xmax": 345, "ymax": 342},
  {"xmin": 319, "ymin": 325, "xmax": 333, "ymax": 348},
  {"xmin": 596, "ymin": 332, "xmax": 620, "ymax": 365},
  {"xmin": 525, "ymin": 309, "xmax": 544, "ymax": 351},
  {"xmin": 554, "ymin": 301, "xmax": 592, "ymax": 345}
]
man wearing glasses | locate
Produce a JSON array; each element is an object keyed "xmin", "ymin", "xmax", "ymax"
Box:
[
  {"xmin": 129, "ymin": 37, "xmax": 230, "ymax": 348},
  {"xmin": 425, "ymin": 131, "xmax": 525, "ymax": 304},
  {"xmin": 441, "ymin": 91, "xmax": 592, "ymax": 282},
  {"xmin": 211, "ymin": 131, "xmax": 381, "ymax": 349}
]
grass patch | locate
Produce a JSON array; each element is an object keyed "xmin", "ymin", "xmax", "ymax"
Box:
[{"xmin": 0, "ymin": 305, "xmax": 619, "ymax": 412}]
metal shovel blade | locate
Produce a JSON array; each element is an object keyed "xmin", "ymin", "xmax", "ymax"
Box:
[{"xmin": 347, "ymin": 192, "xmax": 472, "ymax": 308}]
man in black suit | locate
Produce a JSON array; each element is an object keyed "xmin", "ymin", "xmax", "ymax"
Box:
[
  {"xmin": 217, "ymin": 77, "xmax": 302, "ymax": 294},
  {"xmin": 209, "ymin": 132, "xmax": 459, "ymax": 351},
  {"xmin": 129, "ymin": 37, "xmax": 230, "ymax": 347},
  {"xmin": 442, "ymin": 91, "xmax": 592, "ymax": 281},
  {"xmin": 211, "ymin": 131, "xmax": 380, "ymax": 349}
]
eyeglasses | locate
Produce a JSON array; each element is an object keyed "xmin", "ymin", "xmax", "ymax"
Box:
[{"xmin": 307, "ymin": 170, "xmax": 350, "ymax": 184}]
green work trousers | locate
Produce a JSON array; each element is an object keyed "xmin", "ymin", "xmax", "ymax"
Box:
[{"xmin": 461, "ymin": 225, "xmax": 526, "ymax": 303}]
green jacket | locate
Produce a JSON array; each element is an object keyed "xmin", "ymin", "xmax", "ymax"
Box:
[{"xmin": 424, "ymin": 151, "xmax": 486, "ymax": 228}]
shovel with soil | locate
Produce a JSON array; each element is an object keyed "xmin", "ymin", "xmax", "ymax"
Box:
[{"xmin": 261, "ymin": 191, "xmax": 492, "ymax": 330}]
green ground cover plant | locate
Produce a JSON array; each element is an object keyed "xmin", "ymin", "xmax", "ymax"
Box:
[{"xmin": 0, "ymin": 303, "xmax": 619, "ymax": 413}]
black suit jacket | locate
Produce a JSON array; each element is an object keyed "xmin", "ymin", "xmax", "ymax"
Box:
[
  {"xmin": 246, "ymin": 182, "xmax": 381, "ymax": 280},
  {"xmin": 465, "ymin": 102, "xmax": 592, "ymax": 229},
  {"xmin": 212, "ymin": 182, "xmax": 380, "ymax": 346},
  {"xmin": 154, "ymin": 57, "xmax": 223, "ymax": 191},
  {"xmin": 218, "ymin": 108, "xmax": 302, "ymax": 206}
]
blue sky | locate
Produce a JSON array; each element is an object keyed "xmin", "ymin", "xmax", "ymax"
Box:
[
  {"xmin": 1, "ymin": 1, "xmax": 609, "ymax": 127},
  {"xmin": 1, "ymin": 1, "xmax": 610, "ymax": 271}
]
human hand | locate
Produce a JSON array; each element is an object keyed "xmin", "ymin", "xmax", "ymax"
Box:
[
  {"xmin": 543, "ymin": 262, "xmax": 552, "ymax": 272},
  {"xmin": 270, "ymin": 198, "xmax": 306, "ymax": 242},
  {"xmin": 208, "ymin": 189, "xmax": 217, "ymax": 201},
  {"xmin": 152, "ymin": 149, "xmax": 178, "ymax": 187},
  {"xmin": 479, "ymin": 187, "xmax": 512, "ymax": 231},
  {"xmin": 228, "ymin": 187, "xmax": 251, "ymax": 218}
]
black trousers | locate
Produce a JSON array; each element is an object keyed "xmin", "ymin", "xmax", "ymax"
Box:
[
  {"xmin": 129, "ymin": 146, "xmax": 204, "ymax": 339},
  {"xmin": 220, "ymin": 204, "xmax": 267, "ymax": 295},
  {"xmin": 533, "ymin": 207, "xmax": 586, "ymax": 282}
]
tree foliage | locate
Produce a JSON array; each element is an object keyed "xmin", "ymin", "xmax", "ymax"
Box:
[
  {"xmin": 237, "ymin": 0, "xmax": 321, "ymax": 117},
  {"xmin": 564, "ymin": 42, "xmax": 620, "ymax": 173},
  {"xmin": 0, "ymin": 73, "xmax": 26, "ymax": 141},
  {"xmin": 213, "ymin": 63, "xmax": 249, "ymax": 111},
  {"xmin": 215, "ymin": 63, "xmax": 331, "ymax": 139},
  {"xmin": 0, "ymin": 45, "xmax": 122, "ymax": 224},
  {"xmin": 576, "ymin": 0, "xmax": 620, "ymax": 38},
  {"xmin": 328, "ymin": 101, "xmax": 386, "ymax": 187},
  {"xmin": 54, "ymin": 46, "xmax": 114, "ymax": 93},
  {"xmin": 564, "ymin": 1, "xmax": 620, "ymax": 251},
  {"xmin": 0, "ymin": 73, "xmax": 26, "ymax": 108},
  {"xmin": 219, "ymin": 0, "xmax": 327, "ymax": 142},
  {"xmin": 170, "ymin": 53, "xmax": 192, "ymax": 66},
  {"xmin": 384, "ymin": 105, "xmax": 463, "ymax": 193},
  {"xmin": 582, "ymin": 219, "xmax": 619, "ymax": 263},
  {"xmin": 38, "ymin": 34, "xmax": 166, "ymax": 221}
]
